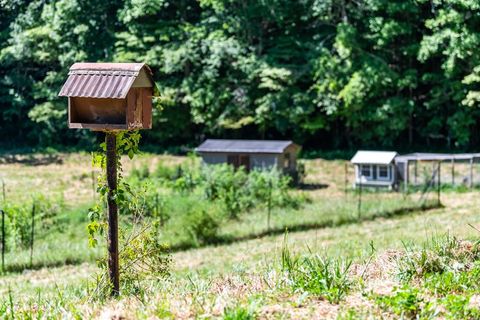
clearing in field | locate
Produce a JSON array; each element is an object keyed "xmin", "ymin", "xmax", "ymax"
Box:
[{"xmin": 0, "ymin": 153, "xmax": 479, "ymax": 319}]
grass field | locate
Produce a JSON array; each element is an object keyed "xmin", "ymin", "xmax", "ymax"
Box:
[{"xmin": 0, "ymin": 153, "xmax": 479, "ymax": 319}]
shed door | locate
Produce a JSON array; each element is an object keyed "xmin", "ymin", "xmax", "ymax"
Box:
[
  {"xmin": 239, "ymin": 155, "xmax": 250, "ymax": 171},
  {"xmin": 227, "ymin": 155, "xmax": 240, "ymax": 168},
  {"xmin": 227, "ymin": 154, "xmax": 250, "ymax": 171}
]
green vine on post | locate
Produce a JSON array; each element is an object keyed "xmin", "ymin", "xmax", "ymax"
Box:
[
  {"xmin": 87, "ymin": 131, "xmax": 141, "ymax": 248},
  {"xmin": 86, "ymin": 130, "xmax": 171, "ymax": 298}
]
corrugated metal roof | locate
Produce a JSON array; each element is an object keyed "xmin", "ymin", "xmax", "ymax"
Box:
[
  {"xmin": 395, "ymin": 152, "xmax": 480, "ymax": 162},
  {"xmin": 196, "ymin": 139, "xmax": 297, "ymax": 154},
  {"xmin": 351, "ymin": 151, "xmax": 398, "ymax": 165},
  {"xmin": 58, "ymin": 62, "xmax": 152, "ymax": 99}
]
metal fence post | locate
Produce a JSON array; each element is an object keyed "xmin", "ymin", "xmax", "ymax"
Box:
[{"xmin": 1, "ymin": 209, "xmax": 5, "ymax": 272}]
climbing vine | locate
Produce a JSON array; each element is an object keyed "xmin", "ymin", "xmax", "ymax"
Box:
[
  {"xmin": 86, "ymin": 130, "xmax": 171, "ymax": 297},
  {"xmin": 87, "ymin": 131, "xmax": 141, "ymax": 247}
]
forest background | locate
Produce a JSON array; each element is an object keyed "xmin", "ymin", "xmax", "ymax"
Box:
[{"xmin": 1, "ymin": 0, "xmax": 480, "ymax": 154}]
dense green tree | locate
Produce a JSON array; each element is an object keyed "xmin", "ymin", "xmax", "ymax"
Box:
[{"xmin": 1, "ymin": 0, "xmax": 480, "ymax": 150}]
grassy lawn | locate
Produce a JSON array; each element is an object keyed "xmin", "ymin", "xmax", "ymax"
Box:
[{"xmin": 0, "ymin": 153, "xmax": 478, "ymax": 318}]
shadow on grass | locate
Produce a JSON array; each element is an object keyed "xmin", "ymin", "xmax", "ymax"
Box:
[
  {"xmin": 0, "ymin": 154, "xmax": 63, "ymax": 166},
  {"xmin": 171, "ymin": 201, "xmax": 443, "ymax": 252},
  {"xmin": 2, "ymin": 257, "xmax": 85, "ymax": 274},
  {"xmin": 1, "ymin": 201, "xmax": 442, "ymax": 274},
  {"xmin": 297, "ymin": 183, "xmax": 329, "ymax": 190}
]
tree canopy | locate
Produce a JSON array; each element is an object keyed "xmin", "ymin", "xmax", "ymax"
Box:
[{"xmin": 1, "ymin": 0, "xmax": 480, "ymax": 151}]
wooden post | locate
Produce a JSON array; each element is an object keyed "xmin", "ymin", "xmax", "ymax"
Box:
[
  {"xmin": 437, "ymin": 162, "xmax": 441, "ymax": 204},
  {"xmin": 357, "ymin": 180, "xmax": 362, "ymax": 219},
  {"xmin": 404, "ymin": 161, "xmax": 409, "ymax": 193},
  {"xmin": 267, "ymin": 180, "xmax": 272, "ymax": 232},
  {"xmin": 344, "ymin": 163, "xmax": 348, "ymax": 195},
  {"xmin": 106, "ymin": 132, "xmax": 119, "ymax": 296},
  {"xmin": 30, "ymin": 203, "xmax": 35, "ymax": 268},
  {"xmin": 1, "ymin": 209, "xmax": 5, "ymax": 273},
  {"xmin": 91, "ymin": 170, "xmax": 96, "ymax": 203},
  {"xmin": 451, "ymin": 159, "xmax": 455, "ymax": 185},
  {"xmin": 470, "ymin": 158, "xmax": 474, "ymax": 189}
]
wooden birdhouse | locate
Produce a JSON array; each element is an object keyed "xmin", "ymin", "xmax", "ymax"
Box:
[{"xmin": 58, "ymin": 63, "xmax": 154, "ymax": 130}]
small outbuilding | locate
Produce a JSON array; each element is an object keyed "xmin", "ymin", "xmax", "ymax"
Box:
[
  {"xmin": 196, "ymin": 139, "xmax": 300, "ymax": 174},
  {"xmin": 351, "ymin": 150, "xmax": 398, "ymax": 188}
]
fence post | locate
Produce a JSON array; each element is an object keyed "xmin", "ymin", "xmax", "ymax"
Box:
[
  {"xmin": 1, "ymin": 209, "xmax": 5, "ymax": 273},
  {"xmin": 437, "ymin": 162, "xmax": 441, "ymax": 205},
  {"xmin": 267, "ymin": 180, "xmax": 272, "ymax": 232},
  {"xmin": 470, "ymin": 158, "xmax": 474, "ymax": 189},
  {"xmin": 357, "ymin": 181, "xmax": 362, "ymax": 219},
  {"xmin": 91, "ymin": 170, "xmax": 96, "ymax": 203},
  {"xmin": 404, "ymin": 161, "xmax": 409, "ymax": 194},
  {"xmin": 451, "ymin": 159, "xmax": 455, "ymax": 185},
  {"xmin": 344, "ymin": 163, "xmax": 348, "ymax": 195},
  {"xmin": 30, "ymin": 203, "xmax": 35, "ymax": 268}
]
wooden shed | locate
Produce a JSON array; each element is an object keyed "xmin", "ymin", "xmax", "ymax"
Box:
[
  {"xmin": 58, "ymin": 62, "xmax": 154, "ymax": 130},
  {"xmin": 196, "ymin": 139, "xmax": 300, "ymax": 173},
  {"xmin": 351, "ymin": 150, "xmax": 398, "ymax": 188}
]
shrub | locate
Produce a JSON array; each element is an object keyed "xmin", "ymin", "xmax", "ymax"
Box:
[
  {"xmin": 1, "ymin": 196, "xmax": 64, "ymax": 251},
  {"xmin": 185, "ymin": 208, "xmax": 221, "ymax": 246},
  {"xmin": 130, "ymin": 164, "xmax": 150, "ymax": 180},
  {"xmin": 92, "ymin": 225, "xmax": 171, "ymax": 298},
  {"xmin": 153, "ymin": 162, "xmax": 178, "ymax": 181},
  {"xmin": 199, "ymin": 165, "xmax": 304, "ymax": 219}
]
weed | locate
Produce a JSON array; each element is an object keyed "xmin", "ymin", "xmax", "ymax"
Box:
[
  {"xmin": 281, "ymin": 238, "xmax": 352, "ymax": 303},
  {"xmin": 424, "ymin": 263, "xmax": 480, "ymax": 296},
  {"xmin": 372, "ymin": 285, "xmax": 436, "ymax": 319},
  {"xmin": 396, "ymin": 236, "xmax": 480, "ymax": 281},
  {"xmin": 223, "ymin": 305, "xmax": 256, "ymax": 320},
  {"xmin": 442, "ymin": 294, "xmax": 480, "ymax": 319}
]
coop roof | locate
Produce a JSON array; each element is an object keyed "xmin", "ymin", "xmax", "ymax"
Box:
[
  {"xmin": 58, "ymin": 62, "xmax": 153, "ymax": 99},
  {"xmin": 395, "ymin": 152, "xmax": 480, "ymax": 162},
  {"xmin": 351, "ymin": 150, "xmax": 398, "ymax": 165},
  {"xmin": 196, "ymin": 139, "xmax": 298, "ymax": 154}
]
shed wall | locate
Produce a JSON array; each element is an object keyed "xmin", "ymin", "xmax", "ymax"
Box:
[
  {"xmin": 199, "ymin": 152, "xmax": 279, "ymax": 170},
  {"xmin": 200, "ymin": 153, "xmax": 228, "ymax": 165},
  {"xmin": 250, "ymin": 154, "xmax": 279, "ymax": 169}
]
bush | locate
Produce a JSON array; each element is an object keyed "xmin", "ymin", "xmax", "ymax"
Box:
[
  {"xmin": 92, "ymin": 225, "xmax": 171, "ymax": 298},
  {"xmin": 130, "ymin": 164, "xmax": 150, "ymax": 180},
  {"xmin": 185, "ymin": 208, "xmax": 221, "ymax": 246},
  {"xmin": 199, "ymin": 165, "xmax": 304, "ymax": 219},
  {"xmin": 2, "ymin": 195, "xmax": 64, "ymax": 251},
  {"xmin": 153, "ymin": 162, "xmax": 178, "ymax": 181}
]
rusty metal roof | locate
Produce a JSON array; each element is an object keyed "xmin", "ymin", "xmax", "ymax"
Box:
[{"xmin": 58, "ymin": 63, "xmax": 153, "ymax": 99}]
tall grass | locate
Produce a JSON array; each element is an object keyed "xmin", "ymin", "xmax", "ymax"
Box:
[{"xmin": 281, "ymin": 236, "xmax": 352, "ymax": 303}]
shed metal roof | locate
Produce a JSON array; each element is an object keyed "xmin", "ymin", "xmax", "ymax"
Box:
[
  {"xmin": 196, "ymin": 139, "xmax": 297, "ymax": 154},
  {"xmin": 351, "ymin": 151, "xmax": 398, "ymax": 165},
  {"xmin": 395, "ymin": 152, "xmax": 480, "ymax": 162},
  {"xmin": 58, "ymin": 62, "xmax": 153, "ymax": 99}
]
